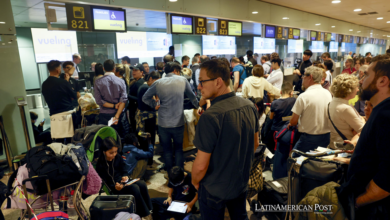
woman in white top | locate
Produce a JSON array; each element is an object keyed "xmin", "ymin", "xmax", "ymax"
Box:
[
  {"xmin": 328, "ymin": 74, "xmax": 365, "ymax": 149},
  {"xmin": 242, "ymin": 64, "xmax": 280, "ymax": 99}
]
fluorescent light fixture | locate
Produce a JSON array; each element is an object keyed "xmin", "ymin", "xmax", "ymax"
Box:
[
  {"xmin": 0, "ymin": 22, "xmax": 5, "ymax": 24},
  {"xmin": 282, "ymin": 17, "xmax": 289, "ymax": 19},
  {"xmin": 357, "ymin": 31, "xmax": 361, "ymax": 33},
  {"xmin": 332, "ymin": 0, "xmax": 341, "ymax": 3},
  {"xmin": 349, "ymin": 29, "xmax": 353, "ymax": 31},
  {"xmin": 354, "ymin": 9, "xmax": 361, "ymax": 12},
  {"xmin": 315, "ymin": 23, "xmax": 321, "ymax": 26},
  {"xmin": 169, "ymin": 0, "xmax": 177, "ymax": 2},
  {"xmin": 331, "ymin": 26, "xmax": 335, "ymax": 28},
  {"xmin": 252, "ymin": 11, "xmax": 258, "ymax": 14},
  {"xmin": 377, "ymin": 17, "xmax": 383, "ymax": 20},
  {"xmin": 387, "ymin": 21, "xmax": 390, "ymax": 23}
]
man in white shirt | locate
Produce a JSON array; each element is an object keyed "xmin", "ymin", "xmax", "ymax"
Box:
[
  {"xmin": 267, "ymin": 58, "xmax": 283, "ymax": 90},
  {"xmin": 72, "ymin": 53, "xmax": 82, "ymax": 79},
  {"xmin": 288, "ymin": 66, "xmax": 332, "ymax": 156}
]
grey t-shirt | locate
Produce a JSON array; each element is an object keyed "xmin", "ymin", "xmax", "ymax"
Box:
[{"xmin": 193, "ymin": 92, "xmax": 259, "ymax": 200}]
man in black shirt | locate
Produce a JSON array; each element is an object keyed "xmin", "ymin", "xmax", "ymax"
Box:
[
  {"xmin": 60, "ymin": 61, "xmax": 81, "ymax": 107},
  {"xmin": 128, "ymin": 64, "xmax": 146, "ymax": 132},
  {"xmin": 42, "ymin": 60, "xmax": 77, "ymax": 116},
  {"xmin": 137, "ymin": 71, "xmax": 160, "ymax": 152},
  {"xmin": 192, "ymin": 59, "xmax": 259, "ymax": 220},
  {"xmin": 338, "ymin": 55, "xmax": 390, "ymax": 219},
  {"xmin": 293, "ymin": 49, "xmax": 313, "ymax": 94}
]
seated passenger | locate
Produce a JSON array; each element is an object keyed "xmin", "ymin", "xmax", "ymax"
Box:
[
  {"xmin": 30, "ymin": 112, "xmax": 51, "ymax": 145},
  {"xmin": 270, "ymin": 82, "xmax": 296, "ymax": 133},
  {"xmin": 151, "ymin": 166, "xmax": 198, "ymax": 220},
  {"xmin": 122, "ymin": 133, "xmax": 153, "ymax": 179},
  {"xmin": 328, "ymin": 74, "xmax": 365, "ymax": 149},
  {"xmin": 95, "ymin": 137, "xmax": 153, "ymax": 218}
]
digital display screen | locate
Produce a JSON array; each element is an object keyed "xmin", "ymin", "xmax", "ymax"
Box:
[
  {"xmin": 293, "ymin": 29, "xmax": 300, "ymax": 39},
  {"xmin": 311, "ymin": 41, "xmax": 324, "ymax": 53},
  {"xmin": 329, "ymin": 42, "xmax": 339, "ymax": 52},
  {"xmin": 253, "ymin": 37, "xmax": 275, "ymax": 54},
  {"xmin": 288, "ymin": 39, "xmax": 304, "ymax": 54},
  {"xmin": 265, "ymin": 25, "xmax": 276, "ymax": 38},
  {"xmin": 331, "ymin": 33, "xmax": 336, "ymax": 41},
  {"xmin": 341, "ymin": 42, "xmax": 346, "ymax": 52},
  {"xmin": 228, "ymin": 21, "xmax": 242, "ymax": 36},
  {"xmin": 171, "ymin": 15, "xmax": 193, "ymax": 34},
  {"xmin": 326, "ymin": 33, "xmax": 332, "ymax": 42},
  {"xmin": 202, "ymin": 35, "xmax": 236, "ymax": 55},
  {"xmin": 116, "ymin": 31, "xmax": 172, "ymax": 58},
  {"xmin": 92, "ymin": 7, "xmax": 126, "ymax": 32},
  {"xmin": 311, "ymin": 31, "xmax": 317, "ymax": 41},
  {"xmin": 31, "ymin": 28, "xmax": 79, "ymax": 63}
]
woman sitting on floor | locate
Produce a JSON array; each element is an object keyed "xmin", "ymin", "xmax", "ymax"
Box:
[{"xmin": 95, "ymin": 136, "xmax": 153, "ymax": 218}]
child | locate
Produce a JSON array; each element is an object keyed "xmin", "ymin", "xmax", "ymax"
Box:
[
  {"xmin": 152, "ymin": 166, "xmax": 198, "ymax": 220},
  {"xmin": 30, "ymin": 111, "xmax": 51, "ymax": 144},
  {"xmin": 122, "ymin": 133, "xmax": 153, "ymax": 179},
  {"xmin": 270, "ymin": 82, "xmax": 296, "ymax": 134}
]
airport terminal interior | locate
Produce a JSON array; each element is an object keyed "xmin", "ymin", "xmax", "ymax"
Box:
[{"xmin": 0, "ymin": 0, "xmax": 390, "ymax": 219}]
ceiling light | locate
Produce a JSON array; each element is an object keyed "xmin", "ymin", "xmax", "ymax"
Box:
[
  {"xmin": 252, "ymin": 11, "xmax": 258, "ymax": 14},
  {"xmin": 0, "ymin": 22, "xmax": 5, "ymax": 24},
  {"xmin": 332, "ymin": 0, "xmax": 341, "ymax": 3},
  {"xmin": 282, "ymin": 17, "xmax": 289, "ymax": 19},
  {"xmin": 349, "ymin": 29, "xmax": 353, "ymax": 31},
  {"xmin": 315, "ymin": 23, "xmax": 321, "ymax": 26},
  {"xmin": 354, "ymin": 9, "xmax": 361, "ymax": 12},
  {"xmin": 169, "ymin": 0, "xmax": 177, "ymax": 2},
  {"xmin": 377, "ymin": 17, "xmax": 383, "ymax": 20},
  {"xmin": 387, "ymin": 21, "xmax": 390, "ymax": 23},
  {"xmin": 331, "ymin": 26, "xmax": 335, "ymax": 28},
  {"xmin": 357, "ymin": 31, "xmax": 361, "ymax": 33}
]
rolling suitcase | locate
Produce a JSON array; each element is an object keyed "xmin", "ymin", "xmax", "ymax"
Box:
[
  {"xmin": 90, "ymin": 195, "xmax": 135, "ymax": 220},
  {"xmin": 286, "ymin": 149, "xmax": 350, "ymax": 219}
]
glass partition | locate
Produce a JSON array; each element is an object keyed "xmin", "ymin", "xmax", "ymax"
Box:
[{"xmin": 77, "ymin": 44, "xmax": 116, "ymax": 72}]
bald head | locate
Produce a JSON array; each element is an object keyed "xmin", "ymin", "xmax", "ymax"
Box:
[
  {"xmin": 163, "ymin": 54, "xmax": 174, "ymax": 64},
  {"xmin": 200, "ymin": 55, "xmax": 210, "ymax": 64}
]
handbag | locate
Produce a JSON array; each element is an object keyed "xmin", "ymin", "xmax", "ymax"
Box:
[
  {"xmin": 247, "ymin": 145, "xmax": 266, "ymax": 199},
  {"xmin": 83, "ymin": 162, "xmax": 102, "ymax": 195}
]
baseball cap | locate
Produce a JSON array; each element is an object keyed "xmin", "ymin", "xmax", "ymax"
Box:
[{"xmin": 130, "ymin": 64, "xmax": 145, "ymax": 72}]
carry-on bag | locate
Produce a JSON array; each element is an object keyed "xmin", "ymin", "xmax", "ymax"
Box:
[
  {"xmin": 31, "ymin": 211, "xmax": 69, "ymax": 220},
  {"xmin": 89, "ymin": 195, "xmax": 135, "ymax": 220},
  {"xmin": 286, "ymin": 149, "xmax": 350, "ymax": 219}
]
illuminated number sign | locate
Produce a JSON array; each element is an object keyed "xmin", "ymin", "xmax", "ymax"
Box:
[
  {"xmin": 195, "ymin": 17, "xmax": 207, "ymax": 35},
  {"xmin": 218, "ymin": 19, "xmax": 228, "ymax": 35},
  {"xmin": 65, "ymin": 3, "xmax": 93, "ymax": 31},
  {"xmin": 276, "ymin": 26, "xmax": 283, "ymax": 39},
  {"xmin": 288, "ymin": 28, "xmax": 294, "ymax": 39}
]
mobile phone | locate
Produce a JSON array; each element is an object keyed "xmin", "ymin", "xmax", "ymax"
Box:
[
  {"xmin": 41, "ymin": 119, "xmax": 45, "ymax": 123},
  {"xmin": 125, "ymin": 178, "xmax": 140, "ymax": 186}
]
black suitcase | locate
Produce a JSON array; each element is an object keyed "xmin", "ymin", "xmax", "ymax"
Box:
[{"xmin": 90, "ymin": 195, "xmax": 135, "ymax": 220}]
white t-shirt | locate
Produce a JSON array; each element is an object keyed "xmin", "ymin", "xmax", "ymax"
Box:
[
  {"xmin": 267, "ymin": 69, "xmax": 283, "ymax": 90},
  {"xmin": 291, "ymin": 84, "xmax": 332, "ymax": 134},
  {"xmin": 325, "ymin": 70, "xmax": 332, "ymax": 84}
]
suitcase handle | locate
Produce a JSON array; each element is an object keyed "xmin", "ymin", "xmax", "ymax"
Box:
[
  {"xmin": 289, "ymin": 149, "xmax": 352, "ymax": 159},
  {"xmin": 22, "ymin": 175, "xmax": 49, "ymax": 185}
]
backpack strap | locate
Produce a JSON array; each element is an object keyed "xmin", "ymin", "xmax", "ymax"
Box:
[
  {"xmin": 328, "ymin": 103, "xmax": 348, "ymax": 140},
  {"xmin": 290, "ymin": 129, "xmax": 295, "ymax": 152}
]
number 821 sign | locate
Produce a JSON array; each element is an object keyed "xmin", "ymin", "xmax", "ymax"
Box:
[{"xmin": 66, "ymin": 4, "xmax": 93, "ymax": 31}]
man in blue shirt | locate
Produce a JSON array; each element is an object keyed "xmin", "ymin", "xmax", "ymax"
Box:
[
  {"xmin": 142, "ymin": 62, "xmax": 198, "ymax": 174},
  {"xmin": 231, "ymin": 57, "xmax": 247, "ymax": 92}
]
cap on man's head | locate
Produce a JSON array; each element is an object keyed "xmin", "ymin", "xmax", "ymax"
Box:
[{"xmin": 131, "ymin": 64, "xmax": 145, "ymax": 72}]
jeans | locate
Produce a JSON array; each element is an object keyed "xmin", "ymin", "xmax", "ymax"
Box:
[
  {"xmin": 199, "ymin": 185, "xmax": 248, "ymax": 220},
  {"xmin": 158, "ymin": 125, "xmax": 184, "ymax": 173},
  {"xmin": 292, "ymin": 133, "xmax": 330, "ymax": 157}
]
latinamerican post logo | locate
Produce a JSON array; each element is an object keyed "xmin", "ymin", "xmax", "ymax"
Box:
[{"xmin": 255, "ymin": 204, "xmax": 333, "ymax": 214}]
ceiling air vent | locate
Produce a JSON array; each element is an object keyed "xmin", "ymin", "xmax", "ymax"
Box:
[
  {"xmin": 367, "ymin": 12, "xmax": 378, "ymax": 14},
  {"xmin": 358, "ymin": 13, "xmax": 368, "ymax": 15}
]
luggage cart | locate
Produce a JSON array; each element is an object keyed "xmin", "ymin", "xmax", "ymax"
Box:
[{"xmin": 19, "ymin": 175, "xmax": 90, "ymax": 220}]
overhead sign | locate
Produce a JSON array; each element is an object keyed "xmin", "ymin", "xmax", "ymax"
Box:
[
  {"xmin": 253, "ymin": 37, "xmax": 275, "ymax": 54},
  {"xmin": 228, "ymin": 21, "xmax": 242, "ymax": 36},
  {"xmin": 276, "ymin": 26, "xmax": 283, "ymax": 39},
  {"xmin": 311, "ymin": 31, "xmax": 317, "ymax": 41},
  {"xmin": 65, "ymin": 3, "xmax": 93, "ymax": 31},
  {"xmin": 317, "ymin": 32, "xmax": 323, "ymax": 41},
  {"xmin": 194, "ymin": 17, "xmax": 207, "ymax": 35},
  {"xmin": 171, "ymin": 15, "xmax": 193, "ymax": 34},
  {"xmin": 92, "ymin": 7, "xmax": 126, "ymax": 32},
  {"xmin": 288, "ymin": 28, "xmax": 294, "ymax": 39},
  {"xmin": 326, "ymin": 33, "xmax": 332, "ymax": 42},
  {"xmin": 293, "ymin": 29, "xmax": 300, "ymax": 39},
  {"xmin": 264, "ymin": 25, "xmax": 276, "ymax": 38},
  {"xmin": 218, "ymin": 19, "xmax": 228, "ymax": 35}
]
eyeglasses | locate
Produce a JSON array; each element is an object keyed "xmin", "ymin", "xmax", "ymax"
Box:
[
  {"xmin": 199, "ymin": 78, "xmax": 217, "ymax": 87},
  {"xmin": 169, "ymin": 178, "xmax": 185, "ymax": 187}
]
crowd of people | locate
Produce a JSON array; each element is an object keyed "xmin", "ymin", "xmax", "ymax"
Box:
[{"xmin": 36, "ymin": 47, "xmax": 390, "ymax": 220}]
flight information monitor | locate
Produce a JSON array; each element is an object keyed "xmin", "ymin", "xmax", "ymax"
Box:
[
  {"xmin": 228, "ymin": 21, "xmax": 242, "ymax": 36},
  {"xmin": 91, "ymin": 7, "xmax": 126, "ymax": 32},
  {"xmin": 202, "ymin": 35, "xmax": 236, "ymax": 55},
  {"xmin": 264, "ymin": 25, "xmax": 276, "ymax": 38},
  {"xmin": 329, "ymin": 41, "xmax": 339, "ymax": 52},
  {"xmin": 171, "ymin": 15, "xmax": 193, "ymax": 34},
  {"xmin": 288, "ymin": 39, "xmax": 304, "ymax": 54},
  {"xmin": 311, "ymin": 41, "xmax": 324, "ymax": 53},
  {"xmin": 311, "ymin": 31, "xmax": 317, "ymax": 41},
  {"xmin": 253, "ymin": 37, "xmax": 275, "ymax": 54}
]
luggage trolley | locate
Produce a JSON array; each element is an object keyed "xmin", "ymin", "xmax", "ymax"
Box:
[{"xmin": 19, "ymin": 175, "xmax": 90, "ymax": 220}]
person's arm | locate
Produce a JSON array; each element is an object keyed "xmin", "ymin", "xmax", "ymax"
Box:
[
  {"xmin": 254, "ymin": 132, "xmax": 259, "ymax": 153},
  {"xmin": 128, "ymin": 83, "xmax": 139, "ymax": 101},
  {"xmin": 163, "ymin": 188, "xmax": 174, "ymax": 205},
  {"xmin": 264, "ymin": 80, "xmax": 281, "ymax": 96},
  {"xmin": 114, "ymin": 102, "xmax": 125, "ymax": 121},
  {"xmin": 288, "ymin": 113, "xmax": 300, "ymax": 128},
  {"xmin": 77, "ymin": 91, "xmax": 81, "ymax": 99},
  {"xmin": 94, "ymin": 83, "xmax": 106, "ymax": 107},
  {"xmin": 184, "ymin": 80, "xmax": 199, "ymax": 109},
  {"xmin": 270, "ymin": 112, "xmax": 275, "ymax": 120},
  {"xmin": 186, "ymin": 192, "xmax": 198, "ymax": 213},
  {"xmin": 267, "ymin": 73, "xmax": 278, "ymax": 85},
  {"xmin": 63, "ymin": 80, "xmax": 77, "ymax": 101},
  {"xmin": 242, "ymin": 80, "xmax": 248, "ymax": 98},
  {"xmin": 356, "ymin": 180, "xmax": 390, "ymax": 208},
  {"xmin": 233, "ymin": 71, "xmax": 240, "ymax": 92},
  {"xmin": 191, "ymin": 150, "xmax": 211, "ymax": 190},
  {"xmin": 142, "ymin": 82, "xmax": 158, "ymax": 108},
  {"xmin": 344, "ymin": 107, "xmax": 365, "ymax": 134}
]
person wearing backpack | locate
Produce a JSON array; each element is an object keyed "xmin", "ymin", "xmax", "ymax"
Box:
[
  {"xmin": 231, "ymin": 57, "xmax": 247, "ymax": 92},
  {"xmin": 95, "ymin": 137, "xmax": 153, "ymax": 218},
  {"xmin": 261, "ymin": 55, "xmax": 272, "ymax": 76}
]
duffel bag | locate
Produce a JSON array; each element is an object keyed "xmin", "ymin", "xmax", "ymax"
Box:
[
  {"xmin": 24, "ymin": 146, "xmax": 82, "ymax": 195},
  {"xmin": 90, "ymin": 195, "xmax": 135, "ymax": 220}
]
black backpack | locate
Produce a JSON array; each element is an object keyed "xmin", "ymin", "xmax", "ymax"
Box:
[{"xmin": 24, "ymin": 146, "xmax": 81, "ymax": 195}]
